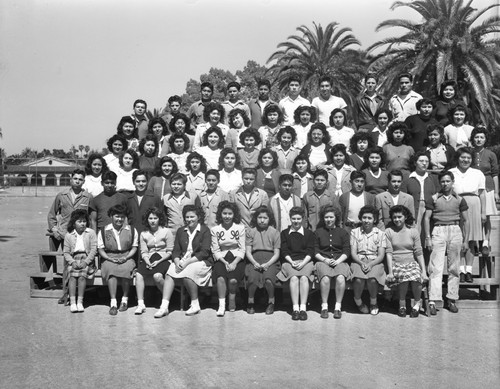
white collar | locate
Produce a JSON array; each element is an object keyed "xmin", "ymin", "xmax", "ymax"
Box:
[{"xmin": 289, "ymin": 226, "xmax": 304, "ymax": 235}]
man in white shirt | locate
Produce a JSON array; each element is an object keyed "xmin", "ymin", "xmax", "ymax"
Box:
[
  {"xmin": 278, "ymin": 75, "xmax": 310, "ymax": 125},
  {"xmin": 311, "ymin": 75, "xmax": 347, "ymax": 126},
  {"xmin": 388, "ymin": 73, "xmax": 422, "ymax": 122},
  {"xmin": 221, "ymin": 81, "xmax": 251, "ymax": 125}
]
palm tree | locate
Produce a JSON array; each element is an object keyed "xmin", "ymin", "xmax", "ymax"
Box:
[
  {"xmin": 266, "ymin": 22, "xmax": 366, "ymax": 104},
  {"xmin": 368, "ymin": 0, "xmax": 500, "ymax": 126}
]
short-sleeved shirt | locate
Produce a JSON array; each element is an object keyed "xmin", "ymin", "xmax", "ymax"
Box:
[
  {"xmin": 279, "ymin": 96, "xmax": 311, "ymax": 126},
  {"xmin": 350, "ymin": 227, "xmax": 386, "ymax": 257},
  {"xmin": 89, "ymin": 192, "xmax": 128, "ymax": 229},
  {"xmin": 246, "ymin": 226, "xmax": 281, "ymax": 252},
  {"xmin": 425, "ymin": 192, "xmax": 468, "ymax": 224},
  {"xmin": 312, "ymin": 95, "xmax": 347, "ymax": 125}
]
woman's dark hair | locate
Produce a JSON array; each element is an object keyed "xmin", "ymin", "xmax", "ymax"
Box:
[
  {"xmin": 426, "ymin": 123, "xmax": 447, "ymax": 144},
  {"xmin": 148, "ymin": 117, "xmax": 169, "ymax": 136},
  {"xmin": 116, "ymin": 116, "xmax": 138, "ymax": 139},
  {"xmin": 203, "ymin": 102, "xmax": 225, "ymax": 123},
  {"xmin": 454, "ymin": 147, "xmax": 475, "ymax": 167},
  {"xmin": 138, "ymin": 134, "xmax": 159, "ymax": 155},
  {"xmin": 289, "ymin": 206, "xmax": 305, "ymax": 218},
  {"xmin": 439, "ymin": 80, "xmax": 459, "ymax": 100},
  {"xmin": 182, "ymin": 204, "xmax": 205, "ymax": 224},
  {"xmin": 215, "ymin": 200, "xmax": 242, "ymax": 225},
  {"xmin": 156, "ymin": 156, "xmax": 179, "ymax": 177},
  {"xmin": 107, "ymin": 204, "xmax": 127, "ymax": 217},
  {"xmin": 257, "ymin": 148, "xmax": 279, "ymax": 169},
  {"xmin": 307, "ymin": 122, "xmax": 330, "ymax": 144},
  {"xmin": 67, "ymin": 209, "xmax": 89, "ymax": 233},
  {"xmin": 262, "ymin": 104, "xmax": 283, "ymax": 126},
  {"xmin": 416, "ymin": 98, "xmax": 435, "ymax": 110},
  {"xmin": 361, "ymin": 146, "xmax": 386, "ymax": 170},
  {"xmin": 330, "ymin": 144, "xmax": 349, "ymax": 161},
  {"xmin": 277, "ymin": 126, "xmax": 297, "ymax": 144},
  {"xmin": 389, "ymin": 205, "xmax": 415, "ymax": 227},
  {"xmin": 228, "ymin": 108, "xmax": 250, "ymax": 129},
  {"xmin": 202, "ymin": 126, "xmax": 225, "ymax": 148},
  {"xmin": 448, "ymin": 104, "xmax": 469, "ymax": 124},
  {"xmin": 239, "ymin": 127, "xmax": 262, "ymax": 146},
  {"xmin": 84, "ymin": 154, "xmax": 109, "ymax": 176},
  {"xmin": 349, "ymin": 131, "xmax": 374, "ymax": 154},
  {"xmin": 106, "ymin": 134, "xmax": 128, "ymax": 153},
  {"xmin": 358, "ymin": 205, "xmax": 379, "ymax": 224},
  {"xmin": 317, "ymin": 205, "xmax": 341, "ymax": 229},
  {"xmin": 291, "ymin": 154, "xmax": 311, "ymax": 174},
  {"xmin": 409, "ymin": 150, "xmax": 431, "ymax": 172},
  {"xmin": 119, "ymin": 149, "xmax": 140, "ymax": 169},
  {"xmin": 470, "ymin": 126, "xmax": 490, "ymax": 146},
  {"xmin": 142, "ymin": 207, "xmax": 167, "ymax": 228},
  {"xmin": 169, "ymin": 113, "xmax": 193, "ymax": 135},
  {"xmin": 387, "ymin": 122, "xmax": 410, "ymax": 145},
  {"xmin": 329, "ymin": 108, "xmax": 347, "ymax": 127},
  {"xmin": 249, "ymin": 206, "xmax": 276, "ymax": 228},
  {"xmin": 218, "ymin": 147, "xmax": 240, "ymax": 170},
  {"xmin": 186, "ymin": 152, "xmax": 207, "ymax": 174},
  {"xmin": 168, "ymin": 132, "xmax": 190, "ymax": 152},
  {"xmin": 293, "ymin": 105, "xmax": 316, "ymax": 124},
  {"xmin": 374, "ymin": 108, "xmax": 393, "ymax": 123}
]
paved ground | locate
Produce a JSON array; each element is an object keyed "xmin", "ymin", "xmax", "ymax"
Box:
[{"xmin": 1, "ymin": 194, "xmax": 499, "ymax": 388}]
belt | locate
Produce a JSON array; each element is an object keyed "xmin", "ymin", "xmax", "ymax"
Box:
[
  {"xmin": 459, "ymin": 192, "xmax": 477, "ymax": 197},
  {"xmin": 434, "ymin": 221, "xmax": 460, "ymax": 226}
]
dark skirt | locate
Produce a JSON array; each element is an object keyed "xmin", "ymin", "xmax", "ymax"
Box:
[
  {"xmin": 245, "ymin": 251, "xmax": 279, "ymax": 288},
  {"xmin": 137, "ymin": 259, "xmax": 171, "ymax": 277},
  {"xmin": 212, "ymin": 252, "xmax": 245, "ymax": 283},
  {"xmin": 101, "ymin": 259, "xmax": 136, "ymax": 282},
  {"xmin": 315, "ymin": 260, "xmax": 351, "ymax": 281},
  {"xmin": 276, "ymin": 262, "xmax": 315, "ymax": 282}
]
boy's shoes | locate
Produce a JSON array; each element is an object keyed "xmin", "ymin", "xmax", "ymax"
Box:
[
  {"xmin": 320, "ymin": 309, "xmax": 329, "ymax": 319},
  {"xmin": 265, "ymin": 303, "xmax": 274, "ymax": 315},
  {"xmin": 465, "ymin": 272, "xmax": 473, "ymax": 283},
  {"xmin": 429, "ymin": 304, "xmax": 437, "ymax": 316},
  {"xmin": 459, "ymin": 273, "xmax": 466, "ymax": 283},
  {"xmin": 246, "ymin": 304, "xmax": 255, "ymax": 315},
  {"xmin": 448, "ymin": 300, "xmax": 458, "ymax": 313},
  {"xmin": 109, "ymin": 306, "xmax": 118, "ymax": 316}
]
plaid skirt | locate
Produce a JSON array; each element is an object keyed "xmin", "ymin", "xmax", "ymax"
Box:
[
  {"xmin": 391, "ymin": 261, "xmax": 422, "ymax": 286},
  {"xmin": 67, "ymin": 252, "xmax": 92, "ymax": 279}
]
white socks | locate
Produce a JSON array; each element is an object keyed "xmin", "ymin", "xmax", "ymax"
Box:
[
  {"xmin": 321, "ymin": 303, "xmax": 328, "ymax": 310},
  {"xmin": 334, "ymin": 302, "xmax": 341, "ymax": 311},
  {"xmin": 465, "ymin": 266, "xmax": 472, "ymax": 273},
  {"xmin": 160, "ymin": 299, "xmax": 169, "ymax": 310},
  {"xmin": 299, "ymin": 304, "xmax": 306, "ymax": 311},
  {"xmin": 110, "ymin": 298, "xmax": 117, "ymax": 308}
]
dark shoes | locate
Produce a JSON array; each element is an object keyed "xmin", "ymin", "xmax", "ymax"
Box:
[
  {"xmin": 333, "ymin": 310, "xmax": 342, "ymax": 319},
  {"xmin": 320, "ymin": 309, "xmax": 329, "ymax": 319},
  {"xmin": 429, "ymin": 304, "xmax": 437, "ymax": 316},
  {"xmin": 247, "ymin": 304, "xmax": 255, "ymax": 315},
  {"xmin": 58, "ymin": 293, "xmax": 69, "ymax": 305},
  {"xmin": 109, "ymin": 306, "xmax": 118, "ymax": 316},
  {"xmin": 448, "ymin": 300, "xmax": 459, "ymax": 313},
  {"xmin": 410, "ymin": 308, "xmax": 419, "ymax": 318},
  {"xmin": 291, "ymin": 310, "xmax": 300, "ymax": 321},
  {"xmin": 265, "ymin": 303, "xmax": 274, "ymax": 315},
  {"xmin": 398, "ymin": 307, "xmax": 406, "ymax": 317},
  {"xmin": 118, "ymin": 302, "xmax": 128, "ymax": 312},
  {"xmin": 299, "ymin": 310, "xmax": 308, "ymax": 321},
  {"xmin": 356, "ymin": 303, "xmax": 369, "ymax": 314},
  {"xmin": 465, "ymin": 272, "xmax": 473, "ymax": 283},
  {"xmin": 459, "ymin": 273, "xmax": 466, "ymax": 283},
  {"xmin": 482, "ymin": 244, "xmax": 490, "ymax": 256}
]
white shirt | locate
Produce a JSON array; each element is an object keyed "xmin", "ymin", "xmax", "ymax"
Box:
[
  {"xmin": 449, "ymin": 167, "xmax": 485, "ymax": 195},
  {"xmin": 372, "ymin": 127, "xmax": 388, "ymax": 147},
  {"xmin": 409, "ymin": 171, "xmax": 428, "ymax": 201},
  {"xmin": 83, "ymin": 175, "xmax": 103, "ymax": 197},
  {"xmin": 279, "ymin": 95, "xmax": 310, "ymax": 125},
  {"xmin": 309, "ymin": 144, "xmax": 327, "ymax": 166},
  {"xmin": 327, "ymin": 126, "xmax": 355, "ymax": 148},
  {"xmin": 219, "ymin": 169, "xmax": 243, "ymax": 193},
  {"xmin": 389, "ymin": 90, "xmax": 423, "ymax": 121},
  {"xmin": 293, "ymin": 123, "xmax": 311, "ymax": 150},
  {"xmin": 312, "ymin": 95, "xmax": 347, "ymax": 125},
  {"xmin": 348, "ymin": 193, "xmax": 365, "ymax": 222},
  {"xmin": 277, "ymin": 194, "xmax": 294, "ymax": 231}
]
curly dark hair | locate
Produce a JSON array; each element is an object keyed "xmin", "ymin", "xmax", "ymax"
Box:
[
  {"xmin": 307, "ymin": 122, "xmax": 330, "ymax": 144},
  {"xmin": 182, "ymin": 204, "xmax": 205, "ymax": 224},
  {"xmin": 389, "ymin": 205, "xmax": 415, "ymax": 227},
  {"xmin": 257, "ymin": 148, "xmax": 279, "ymax": 169},
  {"xmin": 138, "ymin": 134, "xmax": 159, "ymax": 156},
  {"xmin": 361, "ymin": 146, "xmax": 386, "ymax": 170},
  {"xmin": 215, "ymin": 200, "xmax": 242, "ymax": 225},
  {"xmin": 107, "ymin": 204, "xmax": 127, "ymax": 218},
  {"xmin": 409, "ymin": 150, "xmax": 431, "ymax": 172},
  {"xmin": 291, "ymin": 154, "xmax": 311, "ymax": 174},
  {"xmin": 329, "ymin": 108, "xmax": 347, "ymax": 127},
  {"xmin": 228, "ymin": 108, "xmax": 250, "ymax": 129},
  {"xmin": 148, "ymin": 117, "xmax": 169, "ymax": 136},
  {"xmin": 293, "ymin": 105, "xmax": 316, "ymax": 124},
  {"xmin": 202, "ymin": 126, "xmax": 225, "ymax": 148},
  {"xmin": 239, "ymin": 127, "xmax": 262, "ymax": 146},
  {"xmin": 439, "ymin": 80, "xmax": 459, "ymax": 100},
  {"xmin": 84, "ymin": 154, "xmax": 109, "ymax": 176},
  {"xmin": 116, "ymin": 116, "xmax": 138, "ymax": 139},
  {"xmin": 426, "ymin": 124, "xmax": 447, "ymax": 145},
  {"xmin": 358, "ymin": 205, "xmax": 379, "ymax": 224},
  {"xmin": 203, "ymin": 102, "xmax": 225, "ymax": 123},
  {"xmin": 119, "ymin": 149, "xmax": 140, "ymax": 169},
  {"xmin": 218, "ymin": 147, "xmax": 240, "ymax": 170},
  {"xmin": 67, "ymin": 209, "xmax": 90, "ymax": 233},
  {"xmin": 155, "ymin": 156, "xmax": 179, "ymax": 177},
  {"xmin": 374, "ymin": 108, "xmax": 393, "ymax": 124},
  {"xmin": 330, "ymin": 144, "xmax": 349, "ymax": 161},
  {"xmin": 249, "ymin": 206, "xmax": 276, "ymax": 228},
  {"xmin": 168, "ymin": 132, "xmax": 190, "ymax": 152},
  {"xmin": 349, "ymin": 131, "xmax": 374, "ymax": 154},
  {"xmin": 261, "ymin": 104, "xmax": 283, "ymax": 126},
  {"xmin": 317, "ymin": 205, "xmax": 341, "ymax": 229},
  {"xmin": 106, "ymin": 134, "xmax": 128, "ymax": 153},
  {"xmin": 186, "ymin": 152, "xmax": 208, "ymax": 174},
  {"xmin": 387, "ymin": 122, "xmax": 410, "ymax": 145},
  {"xmin": 142, "ymin": 207, "xmax": 167, "ymax": 229},
  {"xmin": 169, "ymin": 113, "xmax": 194, "ymax": 136},
  {"xmin": 277, "ymin": 126, "xmax": 297, "ymax": 144},
  {"xmin": 454, "ymin": 147, "xmax": 475, "ymax": 167},
  {"xmin": 470, "ymin": 126, "xmax": 490, "ymax": 146},
  {"xmin": 447, "ymin": 104, "xmax": 469, "ymax": 124}
]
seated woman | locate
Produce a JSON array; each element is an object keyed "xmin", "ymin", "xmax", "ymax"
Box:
[
  {"xmin": 314, "ymin": 205, "xmax": 350, "ymax": 319},
  {"xmin": 245, "ymin": 206, "xmax": 281, "ymax": 315},
  {"xmin": 277, "ymin": 206, "xmax": 315, "ymax": 321},
  {"xmin": 166, "ymin": 133, "xmax": 190, "ymax": 174},
  {"xmin": 116, "ymin": 116, "xmax": 140, "ymax": 152},
  {"xmin": 97, "ymin": 204, "xmax": 138, "ymax": 315},
  {"xmin": 162, "ymin": 205, "xmax": 213, "ymax": 316},
  {"xmin": 83, "ymin": 153, "xmax": 109, "ymax": 197},
  {"xmin": 218, "ymin": 147, "xmax": 242, "ymax": 193},
  {"xmin": 104, "ymin": 134, "xmax": 128, "ymax": 173},
  {"xmin": 237, "ymin": 128, "xmax": 261, "ymax": 169},
  {"xmin": 138, "ymin": 134, "xmax": 159, "ymax": 179},
  {"xmin": 292, "ymin": 105, "xmax": 316, "ymax": 150},
  {"xmin": 273, "ymin": 126, "xmax": 300, "ymax": 174},
  {"xmin": 63, "ymin": 209, "xmax": 97, "ymax": 313},
  {"xmin": 211, "ymin": 200, "xmax": 246, "ymax": 316},
  {"xmin": 349, "ymin": 131, "xmax": 374, "ymax": 171},
  {"xmin": 134, "ymin": 207, "xmax": 174, "ymax": 316},
  {"xmin": 350, "ymin": 205, "xmax": 386, "ymax": 315},
  {"xmin": 385, "ymin": 205, "xmax": 428, "ymax": 318},
  {"xmin": 147, "ymin": 156, "xmax": 179, "ymax": 198}
]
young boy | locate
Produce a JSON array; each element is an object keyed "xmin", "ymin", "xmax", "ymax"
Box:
[
  {"xmin": 248, "ymin": 79, "xmax": 276, "ymax": 129},
  {"xmin": 233, "ymin": 168, "xmax": 269, "ymax": 227},
  {"xmin": 311, "ymin": 75, "xmax": 347, "ymax": 126},
  {"xmin": 388, "ymin": 73, "xmax": 422, "ymax": 122},
  {"xmin": 131, "ymin": 99, "xmax": 149, "ymax": 139},
  {"xmin": 199, "ymin": 169, "xmax": 232, "ymax": 228},
  {"xmin": 160, "ymin": 95, "xmax": 182, "ymax": 126},
  {"xmin": 302, "ymin": 170, "xmax": 339, "ymax": 231},
  {"xmin": 339, "ymin": 171, "xmax": 375, "ymax": 233},
  {"xmin": 269, "ymin": 174, "xmax": 303, "ymax": 231},
  {"xmin": 89, "ymin": 171, "xmax": 128, "ymax": 231},
  {"xmin": 375, "ymin": 170, "xmax": 415, "ymax": 229},
  {"xmin": 354, "ymin": 74, "xmax": 385, "ymax": 131},
  {"xmin": 187, "ymin": 81, "xmax": 215, "ymax": 129},
  {"xmin": 221, "ymin": 81, "xmax": 251, "ymax": 125},
  {"xmin": 424, "ymin": 171, "xmax": 469, "ymax": 315},
  {"xmin": 125, "ymin": 170, "xmax": 162, "ymax": 235},
  {"xmin": 163, "ymin": 173, "xmax": 201, "ymax": 236},
  {"xmin": 278, "ymin": 75, "xmax": 310, "ymax": 125},
  {"xmin": 47, "ymin": 168, "xmax": 93, "ymax": 304}
]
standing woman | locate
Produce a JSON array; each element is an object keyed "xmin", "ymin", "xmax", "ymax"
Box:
[
  {"xmin": 425, "ymin": 124, "xmax": 455, "ymax": 174},
  {"xmin": 163, "ymin": 205, "xmax": 213, "ymax": 316},
  {"xmin": 194, "ymin": 102, "xmax": 236, "ymax": 150},
  {"xmin": 327, "ymin": 108, "xmax": 355, "ymax": 148},
  {"xmin": 361, "ymin": 147, "xmax": 389, "ymax": 195},
  {"xmin": 314, "ymin": 205, "xmax": 351, "ymax": 319},
  {"xmin": 228, "ymin": 108, "xmax": 250, "ymax": 148},
  {"xmin": 211, "ymin": 201, "xmax": 246, "ymax": 316},
  {"xmin": 104, "ymin": 135, "xmax": 128, "ymax": 174},
  {"xmin": 300, "ymin": 122, "xmax": 332, "ymax": 172},
  {"xmin": 273, "ymin": 126, "xmax": 300, "ymax": 174},
  {"xmin": 293, "ymin": 105, "xmax": 316, "ymax": 150},
  {"xmin": 328, "ymin": 144, "xmax": 356, "ymax": 198},
  {"xmin": 434, "ymin": 80, "xmax": 461, "ymax": 126},
  {"xmin": 449, "ymin": 147, "xmax": 486, "ymax": 282},
  {"xmin": 255, "ymin": 148, "xmax": 280, "ymax": 198},
  {"xmin": 147, "ymin": 156, "xmax": 178, "ymax": 198},
  {"xmin": 383, "ymin": 122, "xmax": 415, "ymax": 177},
  {"xmin": 369, "ymin": 108, "xmax": 392, "ymax": 148},
  {"xmin": 237, "ymin": 128, "xmax": 261, "ymax": 168},
  {"xmin": 197, "ymin": 126, "xmax": 225, "ymax": 170},
  {"xmin": 167, "ymin": 113, "xmax": 195, "ymax": 153},
  {"xmin": 291, "ymin": 154, "xmax": 314, "ymax": 198},
  {"xmin": 444, "ymin": 105, "xmax": 473, "ymax": 150},
  {"xmin": 83, "ymin": 154, "xmax": 109, "ymax": 197},
  {"xmin": 116, "ymin": 116, "xmax": 140, "ymax": 152},
  {"xmin": 245, "ymin": 206, "xmax": 281, "ymax": 315},
  {"xmin": 350, "ymin": 205, "xmax": 387, "ymax": 315},
  {"xmin": 349, "ymin": 131, "xmax": 374, "ymax": 171},
  {"xmin": 148, "ymin": 117, "xmax": 169, "ymax": 157},
  {"xmin": 138, "ymin": 134, "xmax": 159, "ymax": 179},
  {"xmin": 185, "ymin": 152, "xmax": 207, "ymax": 196},
  {"xmin": 258, "ymin": 104, "xmax": 284, "ymax": 149},
  {"xmin": 116, "ymin": 149, "xmax": 140, "ymax": 193},
  {"xmin": 166, "ymin": 133, "xmax": 190, "ymax": 174},
  {"xmin": 385, "ymin": 205, "xmax": 428, "ymax": 317},
  {"xmin": 135, "ymin": 207, "xmax": 174, "ymax": 316},
  {"xmin": 218, "ymin": 147, "xmax": 242, "ymax": 193},
  {"xmin": 470, "ymin": 127, "xmax": 499, "ymax": 255}
]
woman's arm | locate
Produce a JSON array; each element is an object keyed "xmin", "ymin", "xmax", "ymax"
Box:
[
  {"xmin": 85, "ymin": 230, "xmax": 98, "ymax": 265},
  {"xmin": 139, "ymin": 232, "xmax": 150, "ymax": 263},
  {"xmin": 350, "ymin": 231, "xmax": 363, "ymax": 265},
  {"xmin": 479, "ymin": 188, "xmax": 486, "ymax": 224},
  {"xmin": 63, "ymin": 234, "xmax": 75, "ymax": 265},
  {"xmin": 423, "ymin": 210, "xmax": 433, "ymax": 251}
]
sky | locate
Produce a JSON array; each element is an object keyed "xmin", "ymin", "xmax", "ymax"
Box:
[{"xmin": 0, "ymin": 0, "xmax": 496, "ymax": 154}]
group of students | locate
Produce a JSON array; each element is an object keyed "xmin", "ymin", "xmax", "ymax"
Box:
[{"xmin": 47, "ymin": 72, "xmax": 499, "ymax": 320}]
